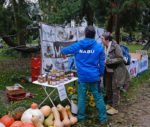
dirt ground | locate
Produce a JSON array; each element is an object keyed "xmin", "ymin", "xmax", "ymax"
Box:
[
  {"xmin": 75, "ymin": 82, "xmax": 150, "ymax": 127},
  {"xmin": 108, "ymin": 83, "xmax": 150, "ymax": 127}
]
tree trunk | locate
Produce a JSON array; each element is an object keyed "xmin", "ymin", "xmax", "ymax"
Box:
[
  {"xmin": 86, "ymin": 1, "xmax": 94, "ymax": 25},
  {"xmin": 115, "ymin": 14, "xmax": 120, "ymax": 44},
  {"xmin": 106, "ymin": 14, "xmax": 114, "ymax": 33},
  {"xmin": 12, "ymin": 0, "xmax": 26, "ymax": 47},
  {"xmin": 80, "ymin": 0, "xmax": 94, "ymax": 25}
]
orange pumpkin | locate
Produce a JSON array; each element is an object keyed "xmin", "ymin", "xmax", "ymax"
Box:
[
  {"xmin": 31, "ymin": 102, "xmax": 38, "ymax": 109},
  {"xmin": 0, "ymin": 115, "xmax": 15, "ymax": 127},
  {"xmin": 10, "ymin": 121, "xmax": 23, "ymax": 127},
  {"xmin": 22, "ymin": 122, "xmax": 35, "ymax": 127}
]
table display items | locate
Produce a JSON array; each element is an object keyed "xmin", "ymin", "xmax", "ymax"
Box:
[{"xmin": 37, "ymin": 70, "xmax": 75, "ymax": 85}]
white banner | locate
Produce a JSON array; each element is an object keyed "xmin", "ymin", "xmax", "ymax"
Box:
[
  {"xmin": 39, "ymin": 23, "xmax": 104, "ymax": 74},
  {"xmin": 138, "ymin": 55, "xmax": 148, "ymax": 74}
]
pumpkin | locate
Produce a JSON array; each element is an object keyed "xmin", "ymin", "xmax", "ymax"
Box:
[
  {"xmin": 31, "ymin": 102, "xmax": 38, "ymax": 109},
  {"xmin": 65, "ymin": 105, "xmax": 78, "ymax": 125},
  {"xmin": 57, "ymin": 104, "xmax": 71, "ymax": 127},
  {"xmin": 21, "ymin": 103, "xmax": 44, "ymax": 123},
  {"xmin": 40, "ymin": 105, "xmax": 51, "ymax": 117},
  {"xmin": 0, "ymin": 115, "xmax": 15, "ymax": 127},
  {"xmin": 10, "ymin": 121, "xmax": 24, "ymax": 127},
  {"xmin": 52, "ymin": 107, "xmax": 64, "ymax": 127},
  {"xmin": 22, "ymin": 122, "xmax": 35, "ymax": 127}
]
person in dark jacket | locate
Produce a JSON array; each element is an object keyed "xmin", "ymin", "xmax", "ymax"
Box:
[
  {"xmin": 101, "ymin": 32, "xmax": 130, "ymax": 114},
  {"xmin": 61, "ymin": 26, "xmax": 107, "ymax": 124}
]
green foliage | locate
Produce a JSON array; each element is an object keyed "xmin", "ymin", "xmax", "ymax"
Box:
[
  {"xmin": 122, "ymin": 43, "xmax": 143, "ymax": 52},
  {"xmin": 0, "ymin": 49, "xmax": 18, "ymax": 57},
  {"xmin": 0, "ymin": 0, "xmax": 40, "ymax": 51},
  {"xmin": 0, "ymin": 1, "xmax": 31, "ymax": 35},
  {"xmin": 39, "ymin": 0, "xmax": 81, "ymax": 24},
  {"xmin": 119, "ymin": 0, "xmax": 146, "ymax": 31}
]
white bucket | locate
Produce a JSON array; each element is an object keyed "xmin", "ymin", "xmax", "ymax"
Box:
[{"xmin": 71, "ymin": 100, "xmax": 78, "ymax": 114}]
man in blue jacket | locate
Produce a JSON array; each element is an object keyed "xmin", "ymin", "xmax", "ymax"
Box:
[{"xmin": 61, "ymin": 26, "xmax": 107, "ymax": 124}]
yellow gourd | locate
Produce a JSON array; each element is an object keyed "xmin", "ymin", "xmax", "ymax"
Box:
[{"xmin": 44, "ymin": 113, "xmax": 54, "ymax": 127}]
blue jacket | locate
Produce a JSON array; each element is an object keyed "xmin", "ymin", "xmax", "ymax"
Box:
[{"xmin": 61, "ymin": 38, "xmax": 105, "ymax": 82}]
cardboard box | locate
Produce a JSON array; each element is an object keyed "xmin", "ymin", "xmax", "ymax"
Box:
[
  {"xmin": 130, "ymin": 53, "xmax": 142, "ymax": 60},
  {"xmin": 6, "ymin": 86, "xmax": 26, "ymax": 96}
]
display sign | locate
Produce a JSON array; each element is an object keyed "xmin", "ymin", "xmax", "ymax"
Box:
[
  {"xmin": 138, "ymin": 55, "xmax": 148, "ymax": 74},
  {"xmin": 57, "ymin": 84, "xmax": 67, "ymax": 101}
]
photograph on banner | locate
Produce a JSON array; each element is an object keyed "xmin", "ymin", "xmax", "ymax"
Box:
[
  {"xmin": 128, "ymin": 59, "xmax": 139, "ymax": 77},
  {"xmin": 42, "ymin": 57, "xmax": 75, "ymax": 73},
  {"xmin": 53, "ymin": 41, "xmax": 76, "ymax": 58},
  {"xmin": 65, "ymin": 27, "xmax": 78, "ymax": 41},
  {"xmin": 55, "ymin": 27, "xmax": 78, "ymax": 42},
  {"xmin": 95, "ymin": 27, "xmax": 104, "ymax": 43},
  {"xmin": 55, "ymin": 26, "xmax": 68, "ymax": 42},
  {"xmin": 54, "ymin": 58, "xmax": 68, "ymax": 71},
  {"xmin": 54, "ymin": 57, "xmax": 76, "ymax": 71},
  {"xmin": 40, "ymin": 23, "xmax": 55, "ymax": 42},
  {"xmin": 77, "ymin": 26, "xmax": 86, "ymax": 40},
  {"xmin": 42, "ymin": 58, "xmax": 54, "ymax": 73},
  {"xmin": 42, "ymin": 43, "xmax": 55, "ymax": 58}
]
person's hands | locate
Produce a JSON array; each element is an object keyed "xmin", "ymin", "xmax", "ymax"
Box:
[
  {"xmin": 61, "ymin": 54, "xmax": 67, "ymax": 59},
  {"xmin": 105, "ymin": 57, "xmax": 112, "ymax": 64}
]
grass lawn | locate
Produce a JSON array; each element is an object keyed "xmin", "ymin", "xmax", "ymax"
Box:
[
  {"xmin": 0, "ymin": 56, "xmax": 16, "ymax": 60},
  {"xmin": 121, "ymin": 42, "xmax": 143, "ymax": 52}
]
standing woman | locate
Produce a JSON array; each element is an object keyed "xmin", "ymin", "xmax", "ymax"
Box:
[{"xmin": 101, "ymin": 32, "xmax": 130, "ymax": 113}]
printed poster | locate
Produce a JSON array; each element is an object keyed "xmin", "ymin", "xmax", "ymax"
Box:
[{"xmin": 40, "ymin": 23, "xmax": 104, "ymax": 74}]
